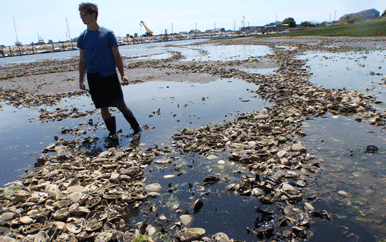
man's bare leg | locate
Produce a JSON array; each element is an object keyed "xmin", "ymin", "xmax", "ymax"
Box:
[{"xmin": 101, "ymin": 107, "xmax": 111, "ymax": 120}]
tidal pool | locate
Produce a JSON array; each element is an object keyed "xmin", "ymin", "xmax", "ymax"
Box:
[
  {"xmin": 291, "ymin": 49, "xmax": 386, "ymax": 240},
  {"xmin": 135, "ymin": 44, "xmax": 273, "ymax": 62},
  {"xmin": 0, "ymin": 78, "xmax": 269, "ymax": 187},
  {"xmin": 300, "ymin": 114, "xmax": 386, "ymax": 240},
  {"xmin": 128, "ymin": 136, "xmax": 377, "ymax": 241},
  {"xmin": 176, "ymin": 44, "xmax": 273, "ymax": 62},
  {"xmin": 299, "ymin": 50, "xmax": 386, "ymax": 102}
]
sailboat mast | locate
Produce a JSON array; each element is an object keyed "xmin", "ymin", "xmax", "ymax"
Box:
[
  {"xmin": 66, "ymin": 18, "xmax": 73, "ymax": 48},
  {"xmin": 66, "ymin": 18, "xmax": 71, "ymax": 40},
  {"xmin": 13, "ymin": 15, "xmax": 19, "ymax": 44}
]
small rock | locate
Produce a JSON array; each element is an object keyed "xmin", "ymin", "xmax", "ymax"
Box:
[
  {"xmin": 147, "ymin": 192, "xmax": 161, "ymax": 198},
  {"xmin": 68, "ymin": 192, "xmax": 83, "ymax": 203},
  {"xmin": 282, "ymin": 183, "xmax": 296, "ymax": 193},
  {"xmin": 304, "ymin": 202, "xmax": 315, "ymax": 211},
  {"xmin": 251, "ymin": 188, "xmax": 265, "ymax": 196},
  {"xmin": 146, "ymin": 225, "xmax": 157, "ymax": 236},
  {"xmin": 291, "ymin": 142, "xmax": 307, "ymax": 152},
  {"xmin": 248, "ymin": 141, "xmax": 257, "ymax": 148},
  {"xmin": 0, "ymin": 212, "xmax": 15, "ymax": 222},
  {"xmin": 95, "ymin": 232, "xmax": 113, "ymax": 242},
  {"xmin": 175, "ymin": 228, "xmax": 205, "ymax": 242},
  {"xmin": 365, "ymin": 145, "xmax": 378, "ymax": 153},
  {"xmin": 0, "ymin": 236, "xmax": 16, "ymax": 242},
  {"xmin": 338, "ymin": 190, "xmax": 350, "ymax": 197},
  {"xmin": 164, "ymin": 175, "xmax": 176, "ymax": 179},
  {"xmin": 145, "ymin": 183, "xmax": 162, "ymax": 192},
  {"xmin": 207, "ymin": 155, "xmax": 219, "ymax": 160},
  {"xmin": 67, "ymin": 185, "xmax": 84, "ymax": 193},
  {"xmin": 277, "ymin": 150, "xmax": 287, "ymax": 158},
  {"xmin": 203, "ymin": 175, "xmax": 220, "ymax": 185},
  {"xmin": 20, "ymin": 216, "xmax": 34, "ymax": 224},
  {"xmin": 154, "ymin": 158, "xmax": 171, "ymax": 164},
  {"xmin": 180, "ymin": 215, "xmax": 193, "ymax": 227},
  {"xmin": 193, "ymin": 199, "xmax": 204, "ymax": 213},
  {"xmin": 13, "ymin": 190, "xmax": 29, "ymax": 203},
  {"xmin": 259, "ymin": 139, "xmax": 275, "ymax": 146},
  {"xmin": 212, "ymin": 232, "xmax": 230, "ymax": 242},
  {"xmin": 45, "ymin": 184, "xmax": 59, "ymax": 198},
  {"xmin": 254, "ymin": 113, "xmax": 269, "ymax": 120},
  {"xmin": 110, "ymin": 171, "xmax": 119, "ymax": 180}
]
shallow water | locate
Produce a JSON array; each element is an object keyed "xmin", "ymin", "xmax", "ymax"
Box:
[
  {"xmin": 241, "ymin": 67, "xmax": 277, "ymax": 75},
  {"xmin": 0, "ymin": 39, "xmax": 271, "ymax": 66},
  {"xmin": 175, "ymin": 44, "xmax": 272, "ymax": 62},
  {"xmin": 299, "ymin": 50, "xmax": 386, "ymax": 94},
  {"xmin": 0, "ymin": 78, "xmax": 269, "ymax": 187},
  {"xmin": 296, "ymin": 50, "xmax": 386, "ymax": 240},
  {"xmin": 132, "ymin": 43, "xmax": 272, "ymax": 62},
  {"xmin": 0, "ymin": 39, "xmax": 206, "ymax": 66},
  {"xmin": 300, "ymin": 114, "xmax": 386, "ymax": 240}
]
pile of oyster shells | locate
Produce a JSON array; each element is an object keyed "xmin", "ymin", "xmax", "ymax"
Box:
[
  {"xmin": 0, "ymin": 140, "xmax": 172, "ymax": 241},
  {"xmin": 0, "ymin": 58, "xmax": 79, "ymax": 81},
  {"xmin": 0, "ymin": 88, "xmax": 86, "ymax": 109},
  {"xmin": 38, "ymin": 107, "xmax": 96, "ymax": 123}
]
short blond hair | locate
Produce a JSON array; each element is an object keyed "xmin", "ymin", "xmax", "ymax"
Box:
[{"xmin": 79, "ymin": 2, "xmax": 98, "ymax": 20}]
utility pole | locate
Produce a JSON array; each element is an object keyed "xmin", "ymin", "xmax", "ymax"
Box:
[
  {"xmin": 329, "ymin": 12, "xmax": 331, "ymax": 22},
  {"xmin": 234, "ymin": 20, "xmax": 236, "ymax": 31},
  {"xmin": 171, "ymin": 23, "xmax": 173, "ymax": 34},
  {"xmin": 334, "ymin": 11, "xmax": 337, "ymax": 22}
]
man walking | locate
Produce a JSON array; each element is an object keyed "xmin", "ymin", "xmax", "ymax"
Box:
[{"xmin": 77, "ymin": 2, "xmax": 141, "ymax": 138}]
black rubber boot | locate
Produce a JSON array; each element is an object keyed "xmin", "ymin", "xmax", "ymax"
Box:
[
  {"xmin": 104, "ymin": 116, "xmax": 116, "ymax": 136},
  {"xmin": 120, "ymin": 108, "xmax": 141, "ymax": 134}
]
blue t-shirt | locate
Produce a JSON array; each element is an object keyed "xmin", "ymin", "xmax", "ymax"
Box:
[{"xmin": 77, "ymin": 27, "xmax": 118, "ymax": 77}]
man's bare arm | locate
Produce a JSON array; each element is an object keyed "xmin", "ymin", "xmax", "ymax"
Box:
[{"xmin": 111, "ymin": 46, "xmax": 129, "ymax": 84}]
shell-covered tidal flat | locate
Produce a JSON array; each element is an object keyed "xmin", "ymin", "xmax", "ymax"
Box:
[{"xmin": 1, "ymin": 37, "xmax": 386, "ymax": 241}]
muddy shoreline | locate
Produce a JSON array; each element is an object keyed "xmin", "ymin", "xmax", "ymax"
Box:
[{"xmin": 1, "ymin": 36, "xmax": 386, "ymax": 241}]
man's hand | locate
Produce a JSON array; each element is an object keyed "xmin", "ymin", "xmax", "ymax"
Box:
[
  {"xmin": 122, "ymin": 76, "xmax": 129, "ymax": 85},
  {"xmin": 80, "ymin": 80, "xmax": 86, "ymax": 90}
]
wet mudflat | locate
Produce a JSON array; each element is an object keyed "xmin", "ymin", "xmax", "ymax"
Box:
[{"xmin": 1, "ymin": 37, "xmax": 386, "ymax": 241}]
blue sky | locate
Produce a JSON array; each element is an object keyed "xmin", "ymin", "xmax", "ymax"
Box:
[{"xmin": 1, "ymin": 0, "xmax": 384, "ymax": 46}]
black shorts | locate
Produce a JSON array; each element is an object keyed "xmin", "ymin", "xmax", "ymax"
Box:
[{"xmin": 87, "ymin": 72, "xmax": 125, "ymax": 109}]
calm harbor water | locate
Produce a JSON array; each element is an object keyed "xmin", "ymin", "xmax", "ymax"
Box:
[
  {"xmin": 0, "ymin": 39, "xmax": 272, "ymax": 66},
  {"xmin": 1, "ymin": 41, "xmax": 386, "ymax": 241}
]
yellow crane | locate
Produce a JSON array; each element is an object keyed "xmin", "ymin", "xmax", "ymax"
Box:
[{"xmin": 140, "ymin": 21, "xmax": 153, "ymax": 36}]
